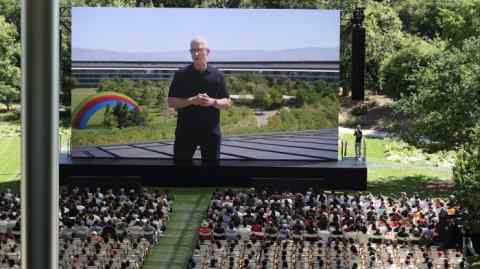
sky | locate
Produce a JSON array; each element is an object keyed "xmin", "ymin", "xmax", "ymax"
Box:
[{"xmin": 72, "ymin": 7, "xmax": 340, "ymax": 53}]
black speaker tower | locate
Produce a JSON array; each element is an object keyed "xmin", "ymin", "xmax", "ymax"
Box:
[{"xmin": 351, "ymin": 7, "xmax": 365, "ymax": 101}]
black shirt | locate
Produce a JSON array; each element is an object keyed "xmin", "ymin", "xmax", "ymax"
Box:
[
  {"xmin": 168, "ymin": 64, "xmax": 229, "ymax": 131},
  {"xmin": 354, "ymin": 129, "xmax": 362, "ymax": 143}
]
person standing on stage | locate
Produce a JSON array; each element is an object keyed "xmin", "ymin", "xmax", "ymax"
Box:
[
  {"xmin": 168, "ymin": 36, "xmax": 231, "ymax": 162},
  {"xmin": 354, "ymin": 124, "xmax": 363, "ymax": 159}
]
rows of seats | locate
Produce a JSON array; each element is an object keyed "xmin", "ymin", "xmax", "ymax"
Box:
[
  {"xmin": 59, "ymin": 236, "xmax": 150, "ymax": 269},
  {"xmin": 189, "ymin": 189, "xmax": 466, "ymax": 269},
  {"xmin": 189, "ymin": 239, "xmax": 464, "ymax": 269},
  {"xmin": 0, "ymin": 187, "xmax": 173, "ymax": 269}
]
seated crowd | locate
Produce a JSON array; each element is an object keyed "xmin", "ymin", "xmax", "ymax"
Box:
[
  {"xmin": 190, "ymin": 189, "xmax": 465, "ymax": 269},
  {"xmin": 0, "ymin": 187, "xmax": 173, "ymax": 269},
  {"xmin": 0, "ymin": 189, "xmax": 21, "ymax": 269}
]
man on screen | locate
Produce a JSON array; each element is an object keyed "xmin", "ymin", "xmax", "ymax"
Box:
[{"xmin": 168, "ymin": 36, "xmax": 231, "ymax": 162}]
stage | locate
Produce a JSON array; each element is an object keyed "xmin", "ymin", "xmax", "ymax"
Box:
[
  {"xmin": 70, "ymin": 129, "xmax": 339, "ymax": 161},
  {"xmin": 62, "ymin": 129, "xmax": 367, "ymax": 190},
  {"xmin": 60, "ymin": 157, "xmax": 367, "ymax": 190}
]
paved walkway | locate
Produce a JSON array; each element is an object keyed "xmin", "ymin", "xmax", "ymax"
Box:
[
  {"xmin": 143, "ymin": 188, "xmax": 213, "ymax": 269},
  {"xmin": 255, "ymin": 109, "xmax": 278, "ymax": 127},
  {"xmin": 366, "ymin": 161, "xmax": 452, "ymax": 171}
]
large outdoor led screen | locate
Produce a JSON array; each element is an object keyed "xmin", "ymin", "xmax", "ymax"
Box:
[{"xmin": 70, "ymin": 7, "xmax": 340, "ymax": 161}]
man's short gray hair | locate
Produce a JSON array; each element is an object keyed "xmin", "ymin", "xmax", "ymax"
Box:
[{"xmin": 190, "ymin": 36, "xmax": 209, "ymax": 49}]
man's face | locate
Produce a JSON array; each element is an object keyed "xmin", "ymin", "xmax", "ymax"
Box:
[{"xmin": 190, "ymin": 41, "xmax": 209, "ymax": 66}]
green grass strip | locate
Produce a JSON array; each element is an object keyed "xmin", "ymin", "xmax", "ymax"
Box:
[
  {"xmin": 142, "ymin": 188, "xmax": 213, "ymax": 269},
  {"xmin": 0, "ymin": 137, "xmax": 21, "ymax": 182}
]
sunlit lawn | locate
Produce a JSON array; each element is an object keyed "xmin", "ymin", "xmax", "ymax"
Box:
[
  {"xmin": 339, "ymin": 133, "xmax": 453, "ymax": 196},
  {"xmin": 71, "ymin": 88, "xmax": 102, "ymax": 125},
  {"xmin": 0, "ymin": 136, "xmax": 21, "ymax": 182}
]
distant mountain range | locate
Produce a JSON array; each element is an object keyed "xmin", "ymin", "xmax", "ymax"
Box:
[{"xmin": 72, "ymin": 47, "xmax": 339, "ymax": 62}]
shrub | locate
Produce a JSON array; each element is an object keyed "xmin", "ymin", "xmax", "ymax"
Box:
[
  {"xmin": 380, "ymin": 36, "xmax": 445, "ymax": 99},
  {"xmin": 0, "ymin": 110, "xmax": 20, "ymax": 121},
  {"xmin": 453, "ymin": 124, "xmax": 480, "ymax": 233},
  {"xmin": 350, "ymin": 104, "xmax": 369, "ymax": 116}
]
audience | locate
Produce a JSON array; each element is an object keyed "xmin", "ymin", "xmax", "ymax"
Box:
[
  {"xmin": 0, "ymin": 186, "xmax": 470, "ymax": 269},
  {"xmin": 190, "ymin": 188, "xmax": 466, "ymax": 269},
  {"xmin": 0, "ymin": 186, "xmax": 173, "ymax": 269}
]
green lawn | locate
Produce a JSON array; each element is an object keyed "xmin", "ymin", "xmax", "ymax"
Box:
[
  {"xmin": 71, "ymin": 88, "xmax": 98, "ymax": 110},
  {"xmin": 143, "ymin": 188, "xmax": 213, "ymax": 269},
  {"xmin": 71, "ymin": 88, "xmax": 103, "ymax": 126},
  {"xmin": 339, "ymin": 133, "xmax": 453, "ymax": 195},
  {"xmin": 0, "ymin": 136, "xmax": 21, "ymax": 182},
  {"xmin": 0, "ymin": 123, "xmax": 70, "ymax": 183}
]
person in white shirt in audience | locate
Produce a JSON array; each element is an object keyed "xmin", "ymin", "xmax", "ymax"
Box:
[{"xmin": 237, "ymin": 222, "xmax": 251, "ymax": 241}]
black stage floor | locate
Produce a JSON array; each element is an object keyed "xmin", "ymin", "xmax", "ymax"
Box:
[
  {"xmin": 71, "ymin": 129, "xmax": 338, "ymax": 161},
  {"xmin": 62, "ymin": 129, "xmax": 367, "ymax": 190}
]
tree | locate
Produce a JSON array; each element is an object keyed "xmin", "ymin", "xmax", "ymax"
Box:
[
  {"xmin": 68, "ymin": 0, "xmax": 137, "ymax": 6},
  {"xmin": 336, "ymin": 0, "xmax": 405, "ymax": 95},
  {"xmin": 312, "ymin": 80, "xmax": 334, "ymax": 96},
  {"xmin": 0, "ymin": 0, "xmax": 20, "ymax": 29},
  {"xmin": 394, "ymin": 0, "xmax": 444, "ymax": 39},
  {"xmin": 391, "ymin": 37, "xmax": 480, "ymax": 151},
  {"xmin": 200, "ymin": 0, "xmax": 242, "ymax": 8},
  {"xmin": 98, "ymin": 79, "xmax": 121, "ymax": 93},
  {"xmin": 253, "ymin": 84, "xmax": 272, "ymax": 109},
  {"xmin": 453, "ymin": 124, "xmax": 480, "ymax": 234},
  {"xmin": 113, "ymin": 103, "xmax": 130, "ymax": 128},
  {"xmin": 0, "ymin": 15, "xmax": 20, "ymax": 111},
  {"xmin": 60, "ymin": 6, "xmax": 73, "ymax": 107},
  {"xmin": 249, "ymin": 0, "xmax": 324, "ymax": 8},
  {"xmin": 380, "ymin": 35, "xmax": 445, "ymax": 99},
  {"xmin": 394, "ymin": 0, "xmax": 480, "ymax": 48},
  {"xmin": 150, "ymin": 0, "xmax": 200, "ymax": 7},
  {"xmin": 336, "ymin": 0, "xmax": 363, "ymax": 96},
  {"xmin": 269, "ymin": 86, "xmax": 284, "ymax": 109},
  {"xmin": 103, "ymin": 104, "xmax": 118, "ymax": 128},
  {"xmin": 61, "ymin": 76, "xmax": 78, "ymax": 106},
  {"xmin": 225, "ymin": 76, "xmax": 242, "ymax": 95},
  {"xmin": 98, "ymin": 79, "xmax": 144, "ymax": 103},
  {"xmin": 155, "ymin": 80, "xmax": 169, "ymax": 110},
  {"xmin": 141, "ymin": 84, "xmax": 157, "ymax": 107},
  {"xmin": 363, "ymin": 1, "xmax": 404, "ymax": 92},
  {"xmin": 0, "ymin": 82, "xmax": 18, "ymax": 112},
  {"xmin": 295, "ymin": 82, "xmax": 317, "ymax": 107}
]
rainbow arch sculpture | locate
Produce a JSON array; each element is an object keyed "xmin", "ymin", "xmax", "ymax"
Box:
[{"xmin": 71, "ymin": 92, "xmax": 139, "ymax": 129}]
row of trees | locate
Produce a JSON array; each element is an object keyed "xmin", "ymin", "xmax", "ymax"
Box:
[
  {"xmin": 226, "ymin": 73, "xmax": 336, "ymax": 109},
  {"xmin": 97, "ymin": 74, "xmax": 337, "ymax": 112},
  {"xmin": 97, "ymin": 79, "xmax": 170, "ymax": 109}
]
